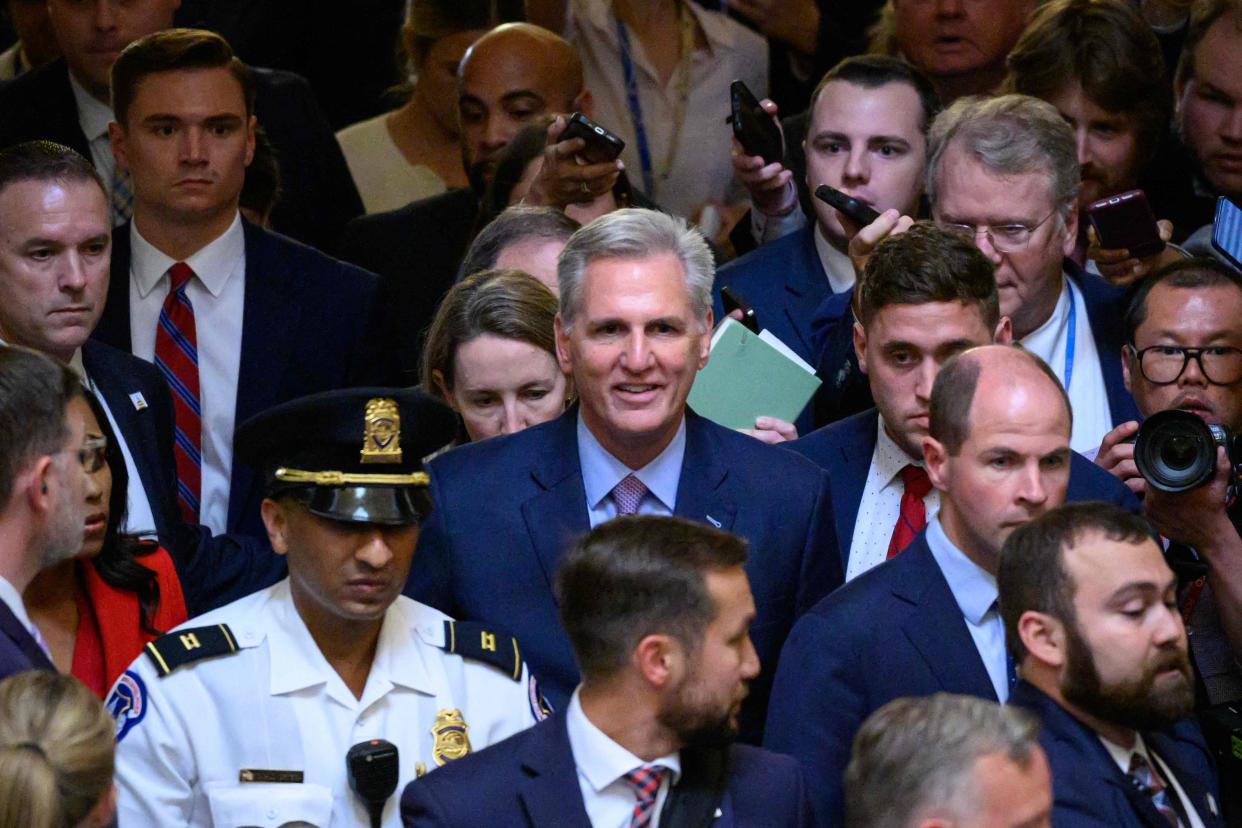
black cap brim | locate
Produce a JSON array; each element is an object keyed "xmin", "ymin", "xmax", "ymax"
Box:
[{"xmin": 305, "ymin": 486, "xmax": 422, "ymax": 526}]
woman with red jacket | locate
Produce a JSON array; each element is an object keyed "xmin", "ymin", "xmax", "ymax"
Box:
[{"xmin": 24, "ymin": 393, "xmax": 187, "ymax": 697}]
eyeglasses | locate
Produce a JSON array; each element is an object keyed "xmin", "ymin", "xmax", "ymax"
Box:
[
  {"xmin": 1130, "ymin": 344, "xmax": 1242, "ymax": 386},
  {"xmin": 935, "ymin": 209, "xmax": 1058, "ymax": 253},
  {"xmin": 77, "ymin": 436, "xmax": 108, "ymax": 474}
]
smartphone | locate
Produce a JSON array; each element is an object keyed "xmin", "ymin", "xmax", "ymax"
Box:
[
  {"xmin": 1086, "ymin": 189, "xmax": 1164, "ymax": 258},
  {"xmin": 721, "ymin": 286, "xmax": 759, "ymax": 334},
  {"xmin": 730, "ymin": 80, "xmax": 783, "ymax": 165},
  {"xmin": 1213, "ymin": 196, "xmax": 1242, "ymax": 273},
  {"xmin": 814, "ymin": 184, "xmax": 881, "ymax": 227},
  {"xmin": 558, "ymin": 112, "xmax": 625, "ymax": 165}
]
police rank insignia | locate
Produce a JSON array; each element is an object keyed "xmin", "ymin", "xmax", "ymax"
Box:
[
  {"xmin": 361, "ymin": 397, "xmax": 402, "ymax": 464},
  {"xmin": 431, "ymin": 708, "xmax": 471, "ymax": 766}
]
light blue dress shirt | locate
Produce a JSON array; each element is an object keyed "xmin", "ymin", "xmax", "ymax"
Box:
[
  {"xmin": 577, "ymin": 412, "xmax": 686, "ymax": 528},
  {"xmin": 924, "ymin": 517, "xmax": 1011, "ymax": 702}
]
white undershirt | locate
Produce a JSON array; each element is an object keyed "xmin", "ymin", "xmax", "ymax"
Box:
[
  {"xmin": 847, "ymin": 414, "xmax": 940, "ymax": 581},
  {"xmin": 1019, "ymin": 275, "xmax": 1112, "ymax": 454},
  {"xmin": 128, "ymin": 214, "xmax": 246, "ymax": 534},
  {"xmin": 812, "ymin": 223, "xmax": 857, "ymax": 294}
]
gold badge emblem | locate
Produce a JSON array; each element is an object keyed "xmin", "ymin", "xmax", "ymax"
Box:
[
  {"xmin": 431, "ymin": 708, "xmax": 471, "ymax": 766},
  {"xmin": 360, "ymin": 398, "xmax": 402, "ymax": 464}
]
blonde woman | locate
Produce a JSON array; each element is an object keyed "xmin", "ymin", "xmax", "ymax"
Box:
[{"xmin": 0, "ymin": 671, "xmax": 116, "ymax": 828}]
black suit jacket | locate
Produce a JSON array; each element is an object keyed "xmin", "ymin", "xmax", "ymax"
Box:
[
  {"xmin": 400, "ymin": 713, "xmax": 813, "ymax": 828},
  {"xmin": 93, "ymin": 218, "xmax": 388, "ymax": 539},
  {"xmin": 0, "ymin": 59, "xmax": 363, "ymax": 252},
  {"xmin": 0, "ymin": 598, "xmax": 54, "ymax": 680}
]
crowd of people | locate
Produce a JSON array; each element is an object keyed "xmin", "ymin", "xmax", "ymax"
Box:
[{"xmin": 0, "ymin": 0, "xmax": 1239, "ymax": 825}]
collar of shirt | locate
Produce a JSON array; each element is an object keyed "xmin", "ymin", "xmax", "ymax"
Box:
[
  {"xmin": 874, "ymin": 413, "xmax": 922, "ymax": 492},
  {"xmin": 565, "ymin": 688, "xmax": 682, "ymax": 793},
  {"xmin": 264, "ymin": 580, "xmax": 438, "ymax": 706},
  {"xmin": 813, "ymin": 223, "xmax": 856, "ymax": 295},
  {"xmin": 67, "ymin": 69, "xmax": 114, "ymax": 143},
  {"xmin": 1099, "ymin": 730, "xmax": 1148, "ymax": 775},
  {"xmin": 924, "ymin": 516, "xmax": 998, "ymax": 626},
  {"xmin": 578, "ymin": 410, "xmax": 686, "ymax": 513},
  {"xmin": 1019, "ymin": 275, "xmax": 1071, "ymax": 377},
  {"xmin": 572, "ymin": 0, "xmax": 728, "ymax": 61},
  {"xmin": 0, "ymin": 576, "xmax": 36, "ymax": 636},
  {"xmin": 131, "ymin": 212, "xmax": 245, "ymax": 300}
]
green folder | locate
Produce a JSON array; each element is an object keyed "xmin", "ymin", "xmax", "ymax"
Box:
[{"xmin": 688, "ymin": 318, "xmax": 822, "ymax": 430}]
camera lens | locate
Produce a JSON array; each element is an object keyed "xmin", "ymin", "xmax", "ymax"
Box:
[
  {"xmin": 1160, "ymin": 434, "xmax": 1198, "ymax": 471},
  {"xmin": 1134, "ymin": 409, "xmax": 1219, "ymax": 492}
]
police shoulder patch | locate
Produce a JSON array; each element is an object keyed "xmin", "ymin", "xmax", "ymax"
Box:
[
  {"xmin": 107, "ymin": 669, "xmax": 148, "ymax": 742},
  {"xmin": 440, "ymin": 620, "xmax": 521, "ymax": 681},
  {"xmin": 144, "ymin": 624, "xmax": 239, "ymax": 677}
]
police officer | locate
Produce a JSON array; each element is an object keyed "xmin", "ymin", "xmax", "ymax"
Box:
[{"xmin": 108, "ymin": 388, "xmax": 546, "ymax": 827}]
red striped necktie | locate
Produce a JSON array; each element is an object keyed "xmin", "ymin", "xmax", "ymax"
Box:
[
  {"xmin": 887, "ymin": 464, "xmax": 932, "ymax": 559},
  {"xmin": 154, "ymin": 262, "xmax": 201, "ymax": 523}
]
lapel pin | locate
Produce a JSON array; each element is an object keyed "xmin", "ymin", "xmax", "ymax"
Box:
[
  {"xmin": 706, "ymin": 514, "xmax": 722, "ymax": 528},
  {"xmin": 714, "ymin": 807, "xmax": 723, "ymax": 818},
  {"xmin": 129, "ymin": 392, "xmax": 148, "ymax": 411}
]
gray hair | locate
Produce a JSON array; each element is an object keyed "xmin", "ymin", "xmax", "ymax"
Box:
[
  {"xmin": 845, "ymin": 694, "xmax": 1042, "ymax": 828},
  {"xmin": 926, "ymin": 94, "xmax": 1080, "ymax": 214},
  {"xmin": 459, "ymin": 205, "xmax": 581, "ymax": 280},
  {"xmin": 556, "ymin": 208, "xmax": 715, "ymax": 332}
]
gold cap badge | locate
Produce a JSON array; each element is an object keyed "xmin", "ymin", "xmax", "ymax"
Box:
[
  {"xmin": 360, "ymin": 398, "xmax": 402, "ymax": 464},
  {"xmin": 431, "ymin": 708, "xmax": 471, "ymax": 766}
]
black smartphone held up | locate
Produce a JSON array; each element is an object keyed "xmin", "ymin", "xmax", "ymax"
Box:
[
  {"xmin": 1213, "ymin": 196, "xmax": 1242, "ymax": 273},
  {"xmin": 558, "ymin": 112, "xmax": 626, "ymax": 165},
  {"xmin": 730, "ymin": 80, "xmax": 783, "ymax": 165},
  {"xmin": 721, "ymin": 286, "xmax": 759, "ymax": 334},
  {"xmin": 1086, "ymin": 189, "xmax": 1165, "ymax": 258},
  {"xmin": 814, "ymin": 184, "xmax": 881, "ymax": 227}
]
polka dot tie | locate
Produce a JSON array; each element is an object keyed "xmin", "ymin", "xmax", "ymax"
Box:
[
  {"xmin": 612, "ymin": 474, "xmax": 648, "ymax": 516},
  {"xmin": 623, "ymin": 764, "xmax": 668, "ymax": 828}
]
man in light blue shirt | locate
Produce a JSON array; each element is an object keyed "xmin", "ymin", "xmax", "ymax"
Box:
[{"xmin": 766, "ymin": 343, "xmax": 1074, "ymax": 825}]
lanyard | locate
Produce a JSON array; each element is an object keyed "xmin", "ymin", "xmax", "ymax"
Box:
[
  {"xmin": 614, "ymin": 19, "xmax": 656, "ymax": 196},
  {"xmin": 1063, "ymin": 283, "xmax": 1077, "ymax": 391}
]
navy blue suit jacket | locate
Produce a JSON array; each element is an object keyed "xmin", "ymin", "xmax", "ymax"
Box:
[
  {"xmin": 405, "ymin": 407, "xmax": 842, "ymax": 742},
  {"xmin": 786, "ymin": 408, "xmax": 1142, "ymax": 570},
  {"xmin": 400, "ymin": 713, "xmax": 813, "ymax": 828},
  {"xmin": 0, "ymin": 59, "xmax": 362, "ymax": 252},
  {"xmin": 764, "ymin": 531, "xmax": 998, "ymax": 825},
  {"xmin": 93, "ymin": 218, "xmax": 388, "ymax": 540},
  {"xmin": 711, "ymin": 226, "xmax": 830, "ymax": 435},
  {"xmin": 0, "ymin": 599, "xmax": 54, "ymax": 681},
  {"xmin": 807, "ymin": 261, "xmax": 1143, "ymax": 430},
  {"xmin": 1010, "ymin": 681, "xmax": 1225, "ymax": 827}
]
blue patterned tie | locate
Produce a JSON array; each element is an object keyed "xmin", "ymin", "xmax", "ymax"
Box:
[
  {"xmin": 624, "ymin": 765, "xmax": 667, "ymax": 828},
  {"xmin": 1128, "ymin": 752, "xmax": 1182, "ymax": 826},
  {"xmin": 110, "ymin": 165, "xmax": 133, "ymax": 224}
]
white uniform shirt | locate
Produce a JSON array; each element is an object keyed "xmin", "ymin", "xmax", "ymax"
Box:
[
  {"xmin": 110, "ymin": 580, "xmax": 541, "ymax": 827},
  {"xmin": 128, "ymin": 215, "xmax": 246, "ymax": 534}
]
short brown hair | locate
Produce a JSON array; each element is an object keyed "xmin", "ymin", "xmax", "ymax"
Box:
[
  {"xmin": 855, "ymin": 222, "xmax": 999, "ymax": 329},
  {"xmin": 1176, "ymin": 0, "xmax": 1242, "ymax": 87},
  {"xmin": 1004, "ymin": 0, "xmax": 1170, "ymax": 165},
  {"xmin": 112, "ymin": 28, "xmax": 254, "ymax": 125},
  {"xmin": 810, "ymin": 54, "xmax": 941, "ymax": 134},
  {"xmin": 0, "ymin": 346, "xmax": 86, "ymax": 510}
]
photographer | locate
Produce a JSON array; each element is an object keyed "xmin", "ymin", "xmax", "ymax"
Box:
[{"xmin": 1094, "ymin": 258, "xmax": 1242, "ymax": 704}]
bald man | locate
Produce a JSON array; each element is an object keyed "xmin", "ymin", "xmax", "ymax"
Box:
[
  {"xmin": 766, "ymin": 344, "xmax": 1074, "ymax": 825},
  {"xmin": 339, "ymin": 23, "xmax": 613, "ymax": 379}
]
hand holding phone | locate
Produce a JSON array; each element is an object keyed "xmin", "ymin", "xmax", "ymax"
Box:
[
  {"xmin": 1086, "ymin": 190, "xmax": 1165, "ymax": 258},
  {"xmin": 730, "ymin": 80, "xmax": 783, "ymax": 165},
  {"xmin": 721, "ymin": 286, "xmax": 759, "ymax": 333},
  {"xmin": 814, "ymin": 185, "xmax": 881, "ymax": 227},
  {"xmin": 558, "ymin": 112, "xmax": 625, "ymax": 165}
]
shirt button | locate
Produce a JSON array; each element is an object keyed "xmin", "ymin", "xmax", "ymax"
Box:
[{"xmin": 266, "ymin": 808, "xmax": 279, "ymax": 821}]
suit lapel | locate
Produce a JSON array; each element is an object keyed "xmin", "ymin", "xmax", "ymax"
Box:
[
  {"xmin": 0, "ymin": 601, "xmax": 53, "ymax": 671},
  {"xmin": 517, "ymin": 718, "xmax": 593, "ymax": 828},
  {"xmin": 674, "ymin": 413, "xmax": 736, "ymax": 532},
  {"xmin": 521, "ymin": 413, "xmax": 590, "ymax": 596},
  {"xmin": 228, "ymin": 220, "xmax": 304, "ymax": 531},
  {"xmin": 893, "ymin": 536, "xmax": 998, "ymax": 700},
  {"xmin": 780, "ymin": 227, "xmax": 831, "ymax": 358},
  {"xmin": 832, "ymin": 411, "xmax": 879, "ymax": 561}
]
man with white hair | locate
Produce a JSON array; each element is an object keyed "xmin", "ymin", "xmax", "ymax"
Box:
[{"xmin": 405, "ymin": 208, "xmax": 841, "ymax": 742}]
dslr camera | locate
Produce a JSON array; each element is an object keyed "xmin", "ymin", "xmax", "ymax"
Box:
[{"xmin": 1134, "ymin": 409, "xmax": 1242, "ymax": 493}]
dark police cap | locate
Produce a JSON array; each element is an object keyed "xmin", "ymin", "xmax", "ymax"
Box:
[{"xmin": 234, "ymin": 387, "xmax": 456, "ymax": 525}]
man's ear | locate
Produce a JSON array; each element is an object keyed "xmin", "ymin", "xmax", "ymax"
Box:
[
  {"xmin": 1018, "ymin": 610, "xmax": 1066, "ymax": 669},
  {"xmin": 853, "ymin": 320, "xmax": 869, "ymax": 375},
  {"xmin": 29, "ymin": 457, "xmax": 56, "ymax": 515},
  {"xmin": 573, "ymin": 89, "xmax": 594, "ymax": 118},
  {"xmin": 554, "ymin": 313, "xmax": 574, "ymax": 375},
  {"xmin": 923, "ymin": 435, "xmax": 948, "ymax": 490},
  {"xmin": 260, "ymin": 498, "xmax": 291, "ymax": 556},
  {"xmin": 696, "ymin": 309, "xmax": 713, "ymax": 370},
  {"xmin": 1121, "ymin": 345, "xmax": 1133, "ymax": 394},
  {"xmin": 244, "ymin": 114, "xmax": 257, "ymax": 167},
  {"xmin": 108, "ymin": 122, "xmax": 129, "ymax": 173},
  {"xmin": 994, "ymin": 315, "xmax": 1013, "ymax": 345},
  {"xmin": 1059, "ymin": 202, "xmax": 1079, "ymax": 258},
  {"xmin": 633, "ymin": 634, "xmax": 679, "ymax": 689}
]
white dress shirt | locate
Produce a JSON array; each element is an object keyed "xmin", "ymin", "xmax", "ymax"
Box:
[
  {"xmin": 1100, "ymin": 733, "xmax": 1207, "ymax": 828},
  {"xmin": 128, "ymin": 215, "xmax": 246, "ymax": 534},
  {"xmin": 924, "ymin": 517, "xmax": 1010, "ymax": 702},
  {"xmin": 847, "ymin": 415, "xmax": 940, "ymax": 581},
  {"xmin": 579, "ymin": 412, "xmax": 686, "ymax": 528},
  {"xmin": 1019, "ymin": 275, "xmax": 1112, "ymax": 454},
  {"xmin": 812, "ymin": 224, "xmax": 858, "ymax": 294},
  {"xmin": 565, "ymin": 0, "xmax": 768, "ymax": 219},
  {"xmin": 565, "ymin": 689, "xmax": 681, "ymax": 828},
  {"xmin": 66, "ymin": 72, "xmax": 122, "ymax": 225},
  {"xmin": 112, "ymin": 580, "xmax": 541, "ymax": 827}
]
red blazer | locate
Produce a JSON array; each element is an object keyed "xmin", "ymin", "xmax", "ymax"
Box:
[{"xmin": 75, "ymin": 544, "xmax": 188, "ymax": 697}]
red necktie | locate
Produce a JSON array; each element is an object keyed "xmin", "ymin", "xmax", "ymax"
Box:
[
  {"xmin": 887, "ymin": 464, "xmax": 932, "ymax": 559},
  {"xmin": 623, "ymin": 765, "xmax": 668, "ymax": 828},
  {"xmin": 153, "ymin": 262, "xmax": 201, "ymax": 524}
]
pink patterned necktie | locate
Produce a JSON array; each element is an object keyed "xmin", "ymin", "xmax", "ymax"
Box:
[
  {"xmin": 623, "ymin": 765, "xmax": 668, "ymax": 828},
  {"xmin": 612, "ymin": 474, "xmax": 648, "ymax": 516}
]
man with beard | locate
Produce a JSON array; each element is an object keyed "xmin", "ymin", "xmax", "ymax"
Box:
[
  {"xmin": 400, "ymin": 516, "xmax": 812, "ymax": 827},
  {"xmin": 1000, "ymin": 502, "xmax": 1226, "ymax": 827}
]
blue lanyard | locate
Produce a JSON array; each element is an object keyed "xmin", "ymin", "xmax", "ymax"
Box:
[
  {"xmin": 1063, "ymin": 283, "xmax": 1077, "ymax": 391},
  {"xmin": 615, "ymin": 19, "xmax": 656, "ymax": 196}
]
